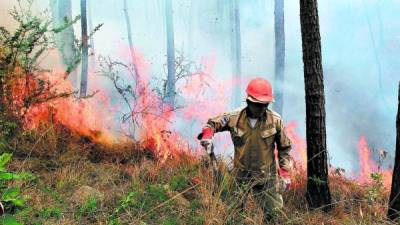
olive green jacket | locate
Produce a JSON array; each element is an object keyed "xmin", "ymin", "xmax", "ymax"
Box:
[{"xmin": 205, "ymin": 107, "xmax": 292, "ymax": 176}]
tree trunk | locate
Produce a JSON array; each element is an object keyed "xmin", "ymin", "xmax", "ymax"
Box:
[
  {"xmin": 230, "ymin": 0, "xmax": 242, "ymax": 108},
  {"xmin": 300, "ymin": 0, "xmax": 332, "ymax": 210},
  {"xmin": 274, "ymin": 0, "xmax": 285, "ymax": 115},
  {"xmin": 123, "ymin": 0, "xmax": 139, "ymax": 80},
  {"xmin": 50, "ymin": 0, "xmax": 78, "ymax": 87},
  {"xmin": 388, "ymin": 82, "xmax": 400, "ymax": 221},
  {"xmin": 165, "ymin": 0, "xmax": 176, "ymax": 106},
  {"xmin": 80, "ymin": 0, "xmax": 89, "ymax": 98}
]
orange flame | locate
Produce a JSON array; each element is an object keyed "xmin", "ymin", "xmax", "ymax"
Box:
[
  {"xmin": 357, "ymin": 136, "xmax": 392, "ymax": 188},
  {"xmin": 13, "ymin": 43, "xmax": 394, "ymax": 182},
  {"xmin": 283, "ymin": 124, "xmax": 393, "ymax": 189},
  {"xmin": 9, "ymin": 47, "xmax": 222, "ymax": 161},
  {"xmin": 14, "ymin": 70, "xmax": 120, "ymax": 145},
  {"xmin": 285, "ymin": 121, "xmax": 307, "ymax": 170}
]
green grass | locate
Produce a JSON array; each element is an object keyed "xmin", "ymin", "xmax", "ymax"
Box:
[{"xmin": 0, "ymin": 125, "xmax": 395, "ymax": 225}]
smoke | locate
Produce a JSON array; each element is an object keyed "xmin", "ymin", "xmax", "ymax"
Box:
[{"xmin": 1, "ymin": 0, "xmax": 399, "ymax": 173}]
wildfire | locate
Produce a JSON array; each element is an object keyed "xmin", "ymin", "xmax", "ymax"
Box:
[
  {"xmin": 14, "ymin": 70, "xmax": 120, "ymax": 145},
  {"xmin": 8, "ymin": 44, "xmax": 240, "ymax": 163},
  {"xmin": 10, "ymin": 42, "xmax": 394, "ymax": 188},
  {"xmin": 357, "ymin": 136, "xmax": 392, "ymax": 188},
  {"xmin": 285, "ymin": 121, "xmax": 307, "ymax": 170},
  {"xmin": 284, "ymin": 122, "xmax": 393, "ymax": 189}
]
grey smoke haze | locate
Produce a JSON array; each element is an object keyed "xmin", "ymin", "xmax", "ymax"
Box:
[{"xmin": 1, "ymin": 0, "xmax": 398, "ymax": 173}]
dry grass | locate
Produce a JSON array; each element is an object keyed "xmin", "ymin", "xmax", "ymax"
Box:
[{"xmin": 3, "ymin": 125, "xmax": 398, "ymax": 225}]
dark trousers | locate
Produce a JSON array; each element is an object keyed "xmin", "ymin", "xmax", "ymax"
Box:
[{"xmin": 234, "ymin": 170, "xmax": 284, "ymax": 223}]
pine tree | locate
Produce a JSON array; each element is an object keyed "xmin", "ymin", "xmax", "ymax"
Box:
[
  {"xmin": 230, "ymin": 0, "xmax": 242, "ymax": 108},
  {"xmin": 274, "ymin": 0, "xmax": 285, "ymax": 115},
  {"xmin": 388, "ymin": 82, "xmax": 400, "ymax": 221},
  {"xmin": 300, "ymin": 0, "xmax": 332, "ymax": 210},
  {"xmin": 165, "ymin": 0, "xmax": 176, "ymax": 106},
  {"xmin": 79, "ymin": 0, "xmax": 88, "ymax": 97},
  {"xmin": 50, "ymin": 0, "xmax": 78, "ymax": 86}
]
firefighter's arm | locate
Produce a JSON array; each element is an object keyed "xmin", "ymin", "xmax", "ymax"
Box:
[
  {"xmin": 198, "ymin": 113, "xmax": 232, "ymax": 153},
  {"xmin": 199, "ymin": 113, "xmax": 231, "ymax": 139},
  {"xmin": 205, "ymin": 113, "xmax": 231, "ymax": 133},
  {"xmin": 275, "ymin": 118, "xmax": 293, "ymax": 176}
]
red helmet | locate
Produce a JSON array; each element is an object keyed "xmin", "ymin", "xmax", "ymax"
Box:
[{"xmin": 245, "ymin": 77, "xmax": 274, "ymax": 103}]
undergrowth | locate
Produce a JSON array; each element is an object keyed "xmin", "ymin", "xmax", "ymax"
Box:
[{"xmin": 0, "ymin": 124, "xmax": 395, "ymax": 225}]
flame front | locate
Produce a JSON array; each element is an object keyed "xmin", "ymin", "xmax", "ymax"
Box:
[
  {"xmin": 8, "ymin": 45, "xmax": 395, "ymax": 184},
  {"xmin": 357, "ymin": 136, "xmax": 392, "ymax": 188}
]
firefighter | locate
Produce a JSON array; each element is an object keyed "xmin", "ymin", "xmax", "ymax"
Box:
[{"xmin": 199, "ymin": 77, "xmax": 293, "ymax": 222}]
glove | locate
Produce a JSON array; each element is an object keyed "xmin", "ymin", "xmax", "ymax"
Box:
[
  {"xmin": 199, "ymin": 127, "xmax": 214, "ymax": 154},
  {"xmin": 201, "ymin": 127, "xmax": 214, "ymax": 139}
]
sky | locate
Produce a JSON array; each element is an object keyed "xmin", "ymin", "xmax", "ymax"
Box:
[{"xmin": 1, "ymin": 0, "xmax": 399, "ymax": 173}]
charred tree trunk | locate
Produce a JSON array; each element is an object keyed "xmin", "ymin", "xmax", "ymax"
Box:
[
  {"xmin": 50, "ymin": 0, "xmax": 78, "ymax": 87},
  {"xmin": 388, "ymin": 82, "xmax": 400, "ymax": 221},
  {"xmin": 230, "ymin": 0, "xmax": 242, "ymax": 108},
  {"xmin": 300, "ymin": 0, "xmax": 332, "ymax": 210},
  {"xmin": 274, "ymin": 0, "xmax": 285, "ymax": 115},
  {"xmin": 165, "ymin": 0, "xmax": 176, "ymax": 106},
  {"xmin": 80, "ymin": 0, "xmax": 89, "ymax": 97}
]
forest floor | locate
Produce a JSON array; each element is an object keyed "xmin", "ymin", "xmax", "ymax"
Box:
[
  {"xmin": 4, "ymin": 124, "xmax": 397, "ymax": 225},
  {"xmin": 0, "ymin": 2, "xmax": 398, "ymax": 224}
]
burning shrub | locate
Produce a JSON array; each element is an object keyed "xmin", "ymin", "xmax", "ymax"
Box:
[
  {"xmin": 97, "ymin": 52, "xmax": 203, "ymax": 162},
  {"xmin": 0, "ymin": 1, "xmax": 79, "ymax": 148}
]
